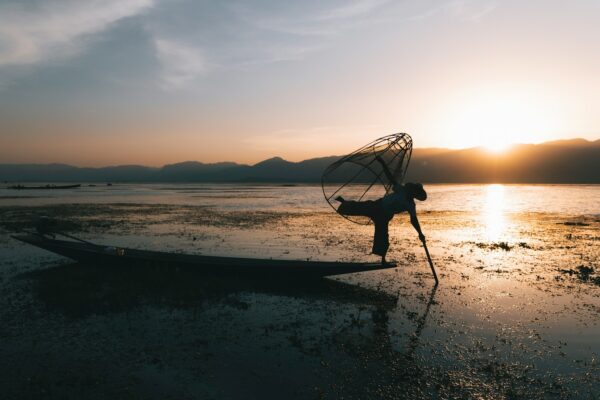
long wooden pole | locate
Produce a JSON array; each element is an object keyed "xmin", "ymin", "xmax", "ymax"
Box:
[{"xmin": 421, "ymin": 239, "xmax": 439, "ymax": 285}]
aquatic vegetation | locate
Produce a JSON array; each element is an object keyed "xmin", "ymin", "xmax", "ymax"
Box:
[
  {"xmin": 558, "ymin": 265, "xmax": 600, "ymax": 286},
  {"xmin": 466, "ymin": 241, "xmax": 515, "ymax": 251}
]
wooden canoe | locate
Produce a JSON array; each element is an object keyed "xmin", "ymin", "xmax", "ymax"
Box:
[{"xmin": 12, "ymin": 234, "xmax": 396, "ymax": 278}]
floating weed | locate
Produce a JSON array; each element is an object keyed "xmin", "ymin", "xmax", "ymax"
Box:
[
  {"xmin": 466, "ymin": 241, "xmax": 514, "ymax": 251},
  {"xmin": 557, "ymin": 265, "xmax": 599, "ymax": 286}
]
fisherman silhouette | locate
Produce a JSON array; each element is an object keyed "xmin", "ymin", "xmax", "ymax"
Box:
[{"xmin": 335, "ymin": 155, "xmax": 427, "ymax": 265}]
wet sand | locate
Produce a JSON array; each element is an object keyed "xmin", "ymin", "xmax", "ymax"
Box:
[{"xmin": 0, "ymin": 186, "xmax": 598, "ymax": 399}]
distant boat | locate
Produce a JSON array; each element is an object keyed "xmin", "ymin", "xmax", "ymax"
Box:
[{"xmin": 7, "ymin": 184, "xmax": 81, "ymax": 190}]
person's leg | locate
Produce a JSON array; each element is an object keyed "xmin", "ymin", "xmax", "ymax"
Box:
[
  {"xmin": 372, "ymin": 218, "xmax": 390, "ymax": 264},
  {"xmin": 371, "ymin": 200, "xmax": 393, "ymax": 265},
  {"xmin": 337, "ymin": 200, "xmax": 377, "ymax": 218}
]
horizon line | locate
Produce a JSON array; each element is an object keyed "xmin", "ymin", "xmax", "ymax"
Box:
[{"xmin": 1, "ymin": 137, "xmax": 599, "ymax": 169}]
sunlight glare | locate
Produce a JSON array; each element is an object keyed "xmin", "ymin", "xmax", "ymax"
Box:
[
  {"xmin": 483, "ymin": 139, "xmax": 509, "ymax": 153},
  {"xmin": 439, "ymin": 87, "xmax": 564, "ymax": 150},
  {"xmin": 483, "ymin": 184, "xmax": 506, "ymax": 241}
]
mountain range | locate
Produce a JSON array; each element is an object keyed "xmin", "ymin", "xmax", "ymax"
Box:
[{"xmin": 1, "ymin": 139, "xmax": 599, "ymax": 184}]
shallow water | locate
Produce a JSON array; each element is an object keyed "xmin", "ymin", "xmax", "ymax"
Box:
[
  {"xmin": 0, "ymin": 184, "xmax": 598, "ymax": 399},
  {"xmin": 1, "ymin": 183, "xmax": 599, "ymax": 214}
]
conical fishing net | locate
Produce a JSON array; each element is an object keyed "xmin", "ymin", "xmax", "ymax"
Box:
[{"xmin": 321, "ymin": 133, "xmax": 413, "ymax": 224}]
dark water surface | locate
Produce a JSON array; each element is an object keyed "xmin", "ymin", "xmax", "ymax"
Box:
[{"xmin": 0, "ymin": 184, "xmax": 598, "ymax": 399}]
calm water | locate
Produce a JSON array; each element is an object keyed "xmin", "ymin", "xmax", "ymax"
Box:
[{"xmin": 1, "ymin": 183, "xmax": 599, "ymax": 215}]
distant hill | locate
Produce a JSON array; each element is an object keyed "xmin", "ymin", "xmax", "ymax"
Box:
[
  {"xmin": 406, "ymin": 139, "xmax": 600, "ymax": 183},
  {"xmin": 1, "ymin": 139, "xmax": 599, "ymax": 183}
]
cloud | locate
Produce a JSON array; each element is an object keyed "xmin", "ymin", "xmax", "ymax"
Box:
[
  {"xmin": 409, "ymin": 0, "xmax": 498, "ymax": 22},
  {"xmin": 232, "ymin": 0, "xmax": 390, "ymax": 37},
  {"xmin": 318, "ymin": 0, "xmax": 391, "ymax": 21},
  {"xmin": 0, "ymin": 0, "xmax": 497, "ymax": 91},
  {"xmin": 0, "ymin": 0, "xmax": 154, "ymax": 67},
  {"xmin": 224, "ymin": 0, "xmax": 392, "ymax": 67},
  {"xmin": 154, "ymin": 38, "xmax": 206, "ymax": 90},
  {"xmin": 0, "ymin": 1, "xmax": 397, "ymax": 88}
]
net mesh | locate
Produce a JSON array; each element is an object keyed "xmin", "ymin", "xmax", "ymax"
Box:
[{"xmin": 321, "ymin": 133, "xmax": 413, "ymax": 225}]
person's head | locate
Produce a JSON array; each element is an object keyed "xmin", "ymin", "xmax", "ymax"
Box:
[{"xmin": 405, "ymin": 182, "xmax": 427, "ymax": 201}]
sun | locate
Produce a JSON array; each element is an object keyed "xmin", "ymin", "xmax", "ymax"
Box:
[
  {"xmin": 438, "ymin": 86, "xmax": 563, "ymax": 151},
  {"xmin": 483, "ymin": 138, "xmax": 510, "ymax": 153}
]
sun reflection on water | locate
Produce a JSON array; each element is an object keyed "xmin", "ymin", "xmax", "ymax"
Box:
[{"xmin": 483, "ymin": 184, "xmax": 506, "ymax": 241}]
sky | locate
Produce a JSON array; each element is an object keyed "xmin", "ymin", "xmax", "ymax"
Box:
[{"xmin": 0, "ymin": 0, "xmax": 599, "ymax": 167}]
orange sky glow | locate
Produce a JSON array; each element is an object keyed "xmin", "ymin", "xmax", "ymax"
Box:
[{"xmin": 0, "ymin": 1, "xmax": 598, "ymax": 166}]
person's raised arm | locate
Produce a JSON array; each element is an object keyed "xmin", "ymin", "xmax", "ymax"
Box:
[{"xmin": 375, "ymin": 155, "xmax": 395, "ymax": 184}]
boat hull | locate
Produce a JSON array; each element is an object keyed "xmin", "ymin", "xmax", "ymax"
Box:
[{"xmin": 12, "ymin": 234, "xmax": 396, "ymax": 278}]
